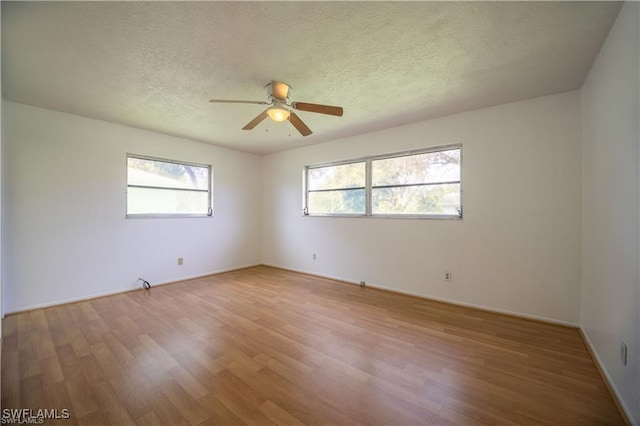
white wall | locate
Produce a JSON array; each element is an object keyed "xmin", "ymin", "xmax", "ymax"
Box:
[
  {"xmin": 2, "ymin": 101, "xmax": 262, "ymax": 313},
  {"xmin": 581, "ymin": 2, "xmax": 639, "ymax": 423},
  {"xmin": 262, "ymin": 91, "xmax": 582, "ymax": 325}
]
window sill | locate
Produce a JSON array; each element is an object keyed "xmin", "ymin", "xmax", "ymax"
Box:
[
  {"xmin": 303, "ymin": 214, "xmax": 462, "ymax": 220},
  {"xmin": 126, "ymin": 214, "xmax": 213, "ymax": 219}
]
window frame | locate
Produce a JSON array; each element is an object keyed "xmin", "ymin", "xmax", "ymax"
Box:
[
  {"xmin": 303, "ymin": 144, "xmax": 462, "ymax": 220},
  {"xmin": 126, "ymin": 153, "xmax": 213, "ymax": 219},
  {"xmin": 303, "ymin": 158, "xmax": 368, "ymax": 217}
]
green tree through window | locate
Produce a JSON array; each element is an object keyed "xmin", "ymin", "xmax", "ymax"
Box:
[{"xmin": 307, "ymin": 162, "xmax": 365, "ymax": 214}]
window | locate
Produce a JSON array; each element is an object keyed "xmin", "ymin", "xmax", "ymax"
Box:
[
  {"xmin": 305, "ymin": 161, "xmax": 366, "ymax": 215},
  {"xmin": 371, "ymin": 148, "xmax": 461, "ymax": 216},
  {"xmin": 304, "ymin": 145, "xmax": 461, "ymax": 219},
  {"xmin": 127, "ymin": 154, "xmax": 212, "ymax": 218}
]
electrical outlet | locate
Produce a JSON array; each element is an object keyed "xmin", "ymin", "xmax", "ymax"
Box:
[
  {"xmin": 621, "ymin": 342, "xmax": 628, "ymax": 366},
  {"xmin": 312, "ymin": 253, "xmax": 317, "ymax": 260},
  {"xmin": 444, "ymin": 272, "xmax": 452, "ymax": 281},
  {"xmin": 177, "ymin": 257, "xmax": 183, "ymax": 266}
]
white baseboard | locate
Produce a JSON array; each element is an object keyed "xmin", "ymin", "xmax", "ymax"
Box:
[
  {"xmin": 4, "ymin": 263, "xmax": 262, "ymax": 315},
  {"xmin": 150, "ymin": 263, "xmax": 261, "ymax": 286},
  {"xmin": 580, "ymin": 328, "xmax": 635, "ymax": 425},
  {"xmin": 367, "ymin": 282, "xmax": 578, "ymax": 328},
  {"xmin": 261, "ymin": 262, "xmax": 578, "ymax": 328},
  {"xmin": 262, "ymin": 262, "xmax": 363, "ymax": 286}
]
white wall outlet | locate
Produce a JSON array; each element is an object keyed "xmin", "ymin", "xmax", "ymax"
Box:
[
  {"xmin": 621, "ymin": 342, "xmax": 627, "ymax": 366},
  {"xmin": 444, "ymin": 272, "xmax": 452, "ymax": 281},
  {"xmin": 177, "ymin": 257, "xmax": 183, "ymax": 266},
  {"xmin": 312, "ymin": 253, "xmax": 317, "ymax": 260}
]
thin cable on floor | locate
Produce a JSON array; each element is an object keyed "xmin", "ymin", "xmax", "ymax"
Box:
[{"xmin": 137, "ymin": 278, "xmax": 151, "ymax": 290}]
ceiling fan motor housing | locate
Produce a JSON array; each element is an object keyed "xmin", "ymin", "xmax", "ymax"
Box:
[{"xmin": 265, "ymin": 81, "xmax": 292, "ymax": 104}]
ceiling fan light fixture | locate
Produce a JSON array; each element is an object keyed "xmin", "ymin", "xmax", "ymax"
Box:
[{"xmin": 267, "ymin": 105, "xmax": 290, "ymax": 122}]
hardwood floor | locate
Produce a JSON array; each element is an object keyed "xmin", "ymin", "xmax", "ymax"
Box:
[{"xmin": 1, "ymin": 266, "xmax": 624, "ymax": 425}]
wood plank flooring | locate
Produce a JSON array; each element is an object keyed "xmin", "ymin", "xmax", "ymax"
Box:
[{"xmin": 1, "ymin": 266, "xmax": 625, "ymax": 425}]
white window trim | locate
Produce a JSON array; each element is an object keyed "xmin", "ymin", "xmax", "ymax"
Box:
[
  {"xmin": 126, "ymin": 153, "xmax": 213, "ymax": 219},
  {"xmin": 303, "ymin": 158, "xmax": 367, "ymax": 218},
  {"xmin": 303, "ymin": 144, "xmax": 463, "ymax": 220}
]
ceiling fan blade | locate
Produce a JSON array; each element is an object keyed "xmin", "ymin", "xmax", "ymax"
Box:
[
  {"xmin": 209, "ymin": 99, "xmax": 269, "ymax": 105},
  {"xmin": 292, "ymin": 102, "xmax": 343, "ymax": 117},
  {"xmin": 288, "ymin": 112, "xmax": 313, "ymax": 137},
  {"xmin": 242, "ymin": 110, "xmax": 269, "ymax": 130},
  {"xmin": 271, "ymin": 81, "xmax": 290, "ymax": 101}
]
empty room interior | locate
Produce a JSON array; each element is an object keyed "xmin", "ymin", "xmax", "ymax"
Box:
[{"xmin": 1, "ymin": 1, "xmax": 639, "ymax": 425}]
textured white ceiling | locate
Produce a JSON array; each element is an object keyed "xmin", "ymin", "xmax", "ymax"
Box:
[{"xmin": 1, "ymin": 1, "xmax": 622, "ymax": 154}]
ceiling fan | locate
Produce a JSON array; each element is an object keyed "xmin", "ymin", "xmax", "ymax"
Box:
[{"xmin": 209, "ymin": 81, "xmax": 343, "ymax": 137}]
